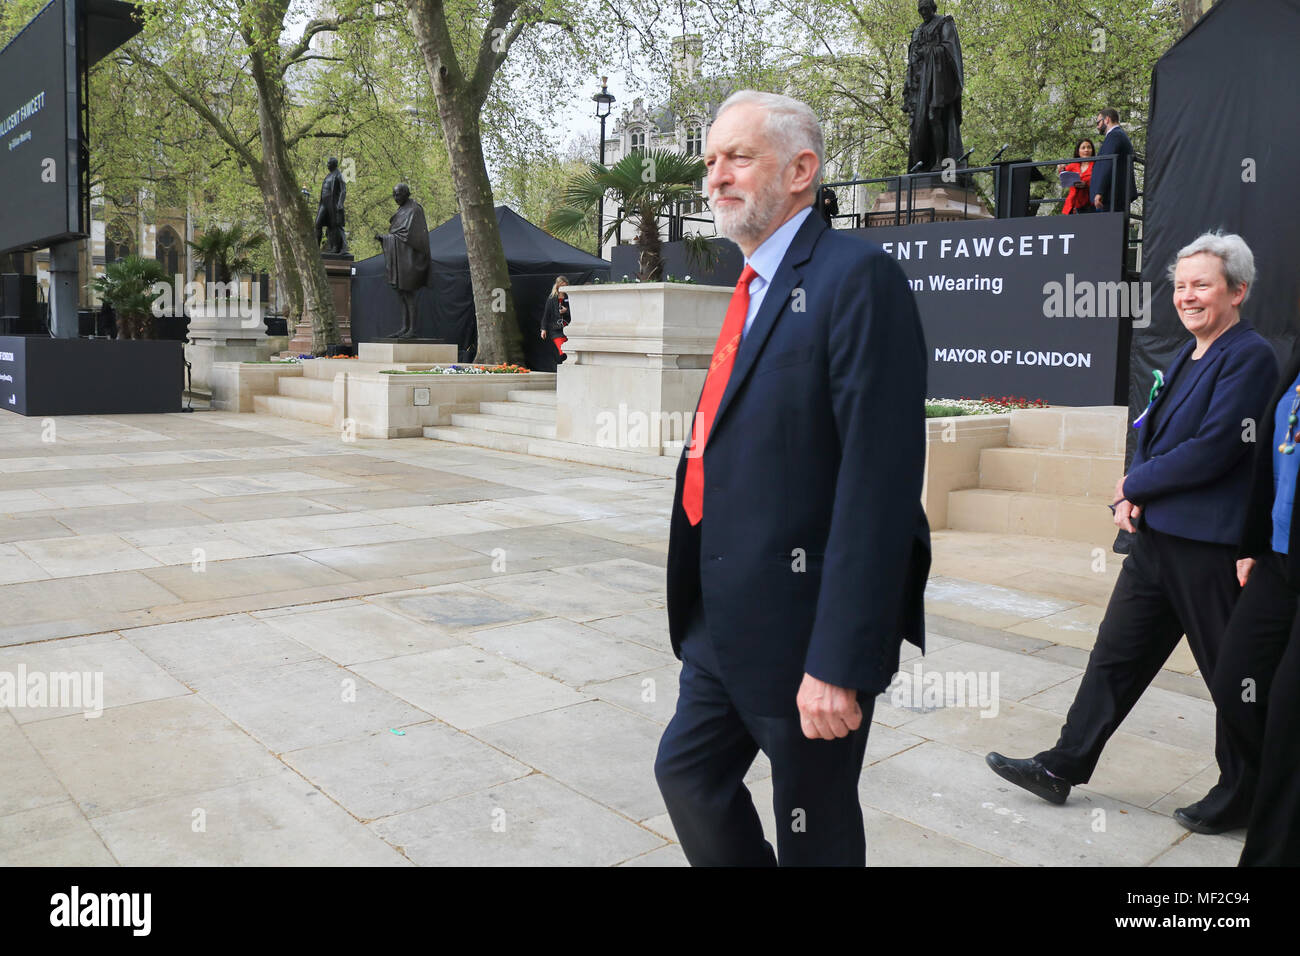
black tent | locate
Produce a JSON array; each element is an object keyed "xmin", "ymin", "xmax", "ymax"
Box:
[
  {"xmin": 351, "ymin": 205, "xmax": 610, "ymax": 369},
  {"xmin": 1136, "ymin": 0, "xmax": 1300, "ymax": 417}
]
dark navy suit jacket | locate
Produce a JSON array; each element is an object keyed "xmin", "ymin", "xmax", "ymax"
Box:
[
  {"xmin": 665, "ymin": 210, "xmax": 931, "ymax": 718},
  {"xmin": 1092, "ymin": 125, "xmax": 1138, "ymax": 212},
  {"xmin": 1124, "ymin": 322, "xmax": 1278, "ymax": 545}
]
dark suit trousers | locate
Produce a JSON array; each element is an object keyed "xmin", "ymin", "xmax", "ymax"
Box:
[
  {"xmin": 654, "ymin": 599, "xmax": 873, "ymax": 866},
  {"xmin": 1207, "ymin": 551, "xmax": 1300, "ymax": 865},
  {"xmin": 1035, "ymin": 529, "xmax": 1244, "ymax": 809}
]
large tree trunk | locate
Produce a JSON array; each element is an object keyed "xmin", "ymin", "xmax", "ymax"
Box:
[
  {"xmin": 441, "ymin": 110, "xmax": 522, "ymax": 364},
  {"xmin": 244, "ymin": 16, "xmax": 340, "ymax": 355},
  {"xmin": 263, "ymin": 194, "xmax": 303, "ymax": 331},
  {"xmin": 406, "ymin": 0, "xmax": 523, "ymax": 366}
]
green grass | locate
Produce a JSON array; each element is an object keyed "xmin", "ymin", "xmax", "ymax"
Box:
[{"xmin": 925, "ymin": 404, "xmax": 969, "ymax": 418}]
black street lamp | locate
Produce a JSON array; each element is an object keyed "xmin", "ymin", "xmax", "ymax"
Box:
[{"xmin": 592, "ymin": 76, "xmax": 615, "ymax": 256}]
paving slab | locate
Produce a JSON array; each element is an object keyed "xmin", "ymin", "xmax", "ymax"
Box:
[
  {"xmin": 22, "ymin": 695, "xmax": 282, "ymax": 818},
  {"xmin": 91, "ymin": 769, "xmax": 410, "ymax": 866},
  {"xmin": 473, "ymin": 700, "xmax": 666, "ymax": 821},
  {"xmin": 369, "ymin": 773, "xmax": 664, "ymax": 866},
  {"xmin": 351, "ymin": 645, "xmax": 589, "ymax": 730},
  {"xmin": 0, "ymin": 635, "xmax": 189, "ymax": 722},
  {"xmin": 259, "ymin": 602, "xmax": 464, "ymax": 665},
  {"xmin": 470, "ymin": 616, "xmax": 673, "ymax": 686},
  {"xmin": 0, "ymin": 801, "xmax": 117, "ymax": 866},
  {"xmin": 282, "ymin": 721, "xmax": 530, "ymax": 822},
  {"xmin": 194, "ymin": 658, "xmax": 429, "ymax": 753}
]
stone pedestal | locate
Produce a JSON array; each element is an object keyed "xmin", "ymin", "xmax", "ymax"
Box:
[
  {"xmin": 559, "ymin": 283, "xmax": 735, "ymax": 455},
  {"xmin": 184, "ymin": 301, "xmax": 285, "ymax": 396},
  {"xmin": 324, "ymin": 254, "xmax": 354, "ymax": 346},
  {"xmin": 357, "ymin": 341, "xmax": 457, "ymax": 364},
  {"xmin": 870, "ymin": 185, "xmax": 993, "ymax": 223},
  {"xmin": 287, "ymin": 254, "xmax": 354, "ymax": 353}
]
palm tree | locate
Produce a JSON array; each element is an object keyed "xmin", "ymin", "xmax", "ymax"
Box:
[
  {"xmin": 187, "ymin": 223, "xmax": 266, "ymax": 289},
  {"xmin": 88, "ymin": 255, "xmax": 170, "ymax": 340},
  {"xmin": 547, "ymin": 148, "xmax": 716, "ymax": 281}
]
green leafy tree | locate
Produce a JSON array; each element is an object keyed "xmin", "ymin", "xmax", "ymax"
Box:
[
  {"xmin": 188, "ymin": 223, "xmax": 267, "ymax": 284},
  {"xmin": 547, "ymin": 147, "xmax": 708, "ymax": 281},
  {"xmin": 87, "ymin": 255, "xmax": 170, "ymax": 340}
]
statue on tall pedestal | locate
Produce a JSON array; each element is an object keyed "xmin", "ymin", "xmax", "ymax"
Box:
[
  {"xmin": 374, "ymin": 183, "xmax": 430, "ymax": 339},
  {"xmin": 316, "ymin": 157, "xmax": 348, "ymax": 254},
  {"xmin": 902, "ymin": 0, "xmax": 965, "ymax": 174}
]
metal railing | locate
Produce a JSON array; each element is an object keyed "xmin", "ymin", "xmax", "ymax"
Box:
[{"xmin": 614, "ymin": 153, "xmax": 1145, "ymax": 275}]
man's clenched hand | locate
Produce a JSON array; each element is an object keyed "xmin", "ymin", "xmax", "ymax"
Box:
[{"xmin": 797, "ymin": 673, "xmax": 863, "ymax": 740}]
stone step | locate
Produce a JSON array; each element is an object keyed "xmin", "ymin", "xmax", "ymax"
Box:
[
  {"xmin": 478, "ymin": 400, "xmax": 557, "ymax": 423},
  {"xmin": 946, "ymin": 487, "xmax": 1116, "ymax": 547},
  {"xmin": 253, "ymin": 393, "xmax": 334, "ymax": 427},
  {"xmin": 1007, "ymin": 406, "xmax": 1128, "ymax": 454},
  {"xmin": 423, "ymin": 426, "xmax": 678, "ymax": 478},
  {"xmin": 448, "ymin": 413, "xmax": 557, "ymax": 439},
  {"xmin": 277, "ymin": 376, "xmax": 335, "ymax": 402},
  {"xmin": 979, "ymin": 446, "xmax": 1123, "ymax": 497},
  {"xmin": 509, "ymin": 389, "xmax": 556, "ymax": 406}
]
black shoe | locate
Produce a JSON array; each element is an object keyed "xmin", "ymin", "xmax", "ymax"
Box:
[
  {"xmin": 986, "ymin": 752, "xmax": 1071, "ymax": 805},
  {"xmin": 1173, "ymin": 805, "xmax": 1248, "ymax": 835},
  {"xmin": 557, "ymin": 354, "xmax": 568, "ymax": 364}
]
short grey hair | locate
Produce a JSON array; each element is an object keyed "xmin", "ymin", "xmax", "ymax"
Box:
[
  {"xmin": 714, "ymin": 90, "xmax": 825, "ymax": 191},
  {"xmin": 1167, "ymin": 230, "xmax": 1256, "ymax": 303}
]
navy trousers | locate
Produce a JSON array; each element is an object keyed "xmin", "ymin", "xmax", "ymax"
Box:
[
  {"xmin": 653, "ymin": 600, "xmax": 874, "ymax": 866},
  {"xmin": 1208, "ymin": 551, "xmax": 1300, "ymax": 865}
]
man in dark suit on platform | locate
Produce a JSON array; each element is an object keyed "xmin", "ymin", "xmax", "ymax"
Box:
[
  {"xmin": 653, "ymin": 90, "xmax": 931, "ymax": 866},
  {"xmin": 1092, "ymin": 108, "xmax": 1138, "ymax": 212}
]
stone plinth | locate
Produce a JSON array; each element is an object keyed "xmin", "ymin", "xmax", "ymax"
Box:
[
  {"xmin": 559, "ymin": 283, "xmax": 734, "ymax": 455},
  {"xmin": 358, "ymin": 341, "xmax": 458, "ymax": 364},
  {"xmin": 323, "ymin": 254, "xmax": 354, "ymax": 346},
  {"xmin": 338, "ymin": 371, "xmax": 554, "ymax": 439},
  {"xmin": 870, "ymin": 186, "xmax": 994, "ymax": 223},
  {"xmin": 184, "ymin": 301, "xmax": 285, "ymax": 396}
]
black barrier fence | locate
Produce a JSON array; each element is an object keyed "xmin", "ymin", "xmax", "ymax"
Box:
[{"xmin": 643, "ymin": 153, "xmax": 1144, "ymax": 277}]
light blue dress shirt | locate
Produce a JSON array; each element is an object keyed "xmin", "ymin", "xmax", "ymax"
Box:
[{"xmin": 740, "ymin": 205, "xmax": 814, "ymax": 340}]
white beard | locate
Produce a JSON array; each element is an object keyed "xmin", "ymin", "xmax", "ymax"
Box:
[{"xmin": 712, "ymin": 175, "xmax": 788, "ymax": 245}]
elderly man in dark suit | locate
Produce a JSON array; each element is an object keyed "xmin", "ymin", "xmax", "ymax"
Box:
[
  {"xmin": 1092, "ymin": 108, "xmax": 1138, "ymax": 212},
  {"xmin": 653, "ymin": 89, "xmax": 931, "ymax": 867}
]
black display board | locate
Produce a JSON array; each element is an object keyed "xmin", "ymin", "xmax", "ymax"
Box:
[
  {"xmin": 1138, "ymin": 0, "xmax": 1300, "ymax": 420},
  {"xmin": 851, "ymin": 214, "xmax": 1129, "ymax": 405},
  {"xmin": 0, "ymin": 336, "xmax": 182, "ymax": 415},
  {"xmin": 0, "ymin": 0, "xmax": 141, "ymax": 254}
]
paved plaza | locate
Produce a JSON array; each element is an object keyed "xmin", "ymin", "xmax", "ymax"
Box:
[{"xmin": 0, "ymin": 409, "xmax": 1242, "ymax": 866}]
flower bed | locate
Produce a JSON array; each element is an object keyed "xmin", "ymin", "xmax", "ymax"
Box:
[
  {"xmin": 379, "ymin": 364, "xmax": 530, "ymax": 375},
  {"xmin": 926, "ymin": 395, "xmax": 1049, "ymax": 417}
]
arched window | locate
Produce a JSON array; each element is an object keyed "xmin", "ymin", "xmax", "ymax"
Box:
[
  {"xmin": 105, "ymin": 219, "xmax": 133, "ymax": 264},
  {"xmin": 685, "ymin": 124, "xmax": 705, "ymax": 213},
  {"xmin": 155, "ymin": 226, "xmax": 180, "ymax": 277},
  {"xmin": 629, "ymin": 128, "xmax": 646, "ymax": 153}
]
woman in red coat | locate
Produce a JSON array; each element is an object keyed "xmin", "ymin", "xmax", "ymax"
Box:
[{"xmin": 1058, "ymin": 138, "xmax": 1096, "ymax": 215}]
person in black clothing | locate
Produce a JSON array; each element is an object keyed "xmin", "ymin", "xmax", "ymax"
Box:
[
  {"xmin": 1197, "ymin": 312, "xmax": 1300, "ymax": 864},
  {"xmin": 541, "ymin": 275, "xmax": 571, "ymax": 365},
  {"xmin": 816, "ymin": 184, "xmax": 839, "ymax": 228}
]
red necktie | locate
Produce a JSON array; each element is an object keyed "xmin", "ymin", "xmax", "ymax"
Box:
[{"xmin": 683, "ymin": 264, "xmax": 758, "ymax": 525}]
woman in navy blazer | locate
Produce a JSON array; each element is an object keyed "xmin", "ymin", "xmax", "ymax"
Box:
[{"xmin": 988, "ymin": 232, "xmax": 1278, "ymax": 833}]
